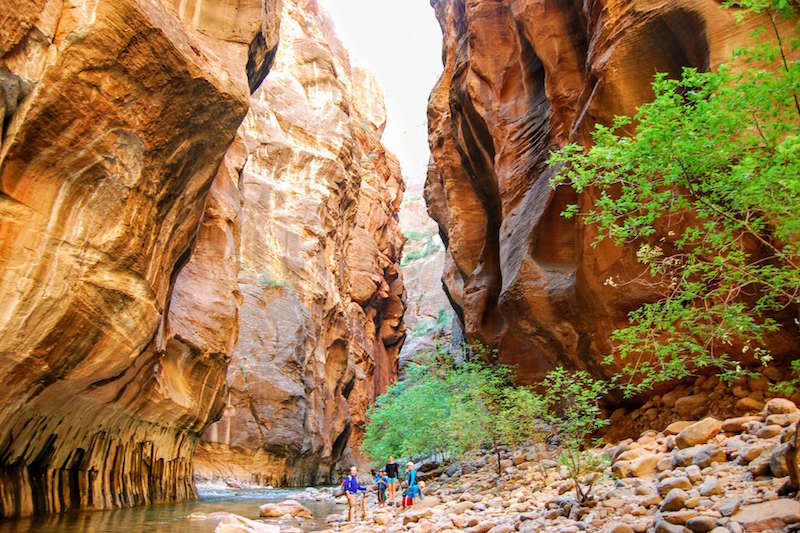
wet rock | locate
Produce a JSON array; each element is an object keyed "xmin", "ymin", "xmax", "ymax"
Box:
[
  {"xmin": 212, "ymin": 513, "xmax": 281, "ymax": 533},
  {"xmin": 259, "ymin": 500, "xmax": 312, "ymax": 519}
]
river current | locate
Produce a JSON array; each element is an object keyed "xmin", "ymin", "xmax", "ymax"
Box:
[{"xmin": 0, "ymin": 485, "xmax": 344, "ymax": 533}]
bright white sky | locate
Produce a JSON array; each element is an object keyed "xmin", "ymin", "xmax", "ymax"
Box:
[{"xmin": 318, "ymin": 0, "xmax": 443, "ymax": 188}]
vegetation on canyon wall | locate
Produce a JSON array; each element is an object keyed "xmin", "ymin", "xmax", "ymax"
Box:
[
  {"xmin": 363, "ymin": 0, "xmax": 800, "ymax": 509},
  {"xmin": 550, "ymin": 0, "xmax": 800, "ymax": 396}
]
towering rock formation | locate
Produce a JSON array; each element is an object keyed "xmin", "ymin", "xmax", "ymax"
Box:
[
  {"xmin": 426, "ymin": 0, "xmax": 798, "ymax": 384},
  {"xmin": 0, "ymin": 0, "xmax": 280, "ymax": 518},
  {"xmin": 193, "ymin": 0, "xmax": 405, "ymax": 487}
]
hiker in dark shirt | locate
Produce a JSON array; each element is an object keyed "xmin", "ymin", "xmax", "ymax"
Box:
[{"xmin": 384, "ymin": 455, "xmax": 400, "ymax": 505}]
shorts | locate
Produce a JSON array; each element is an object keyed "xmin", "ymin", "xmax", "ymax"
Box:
[
  {"xmin": 403, "ymin": 496, "xmax": 414, "ymax": 507},
  {"xmin": 387, "ymin": 477, "xmax": 398, "ymax": 484}
]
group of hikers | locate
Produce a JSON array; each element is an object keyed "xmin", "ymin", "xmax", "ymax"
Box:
[{"xmin": 341, "ymin": 454, "xmax": 424, "ymax": 522}]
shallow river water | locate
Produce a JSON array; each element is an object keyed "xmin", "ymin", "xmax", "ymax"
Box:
[{"xmin": 0, "ymin": 485, "xmax": 344, "ymax": 533}]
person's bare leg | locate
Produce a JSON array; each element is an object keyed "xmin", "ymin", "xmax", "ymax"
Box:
[
  {"xmin": 347, "ymin": 493, "xmax": 355, "ymax": 522},
  {"xmin": 360, "ymin": 492, "xmax": 366, "ymax": 520}
]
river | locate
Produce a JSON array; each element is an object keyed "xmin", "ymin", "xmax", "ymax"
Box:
[{"xmin": 0, "ymin": 485, "xmax": 344, "ymax": 533}]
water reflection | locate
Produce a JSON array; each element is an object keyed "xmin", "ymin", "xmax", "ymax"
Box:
[{"xmin": 0, "ymin": 486, "xmax": 343, "ymax": 533}]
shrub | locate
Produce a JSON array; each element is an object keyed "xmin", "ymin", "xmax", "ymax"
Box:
[{"xmin": 257, "ymin": 272, "xmax": 293, "ymax": 290}]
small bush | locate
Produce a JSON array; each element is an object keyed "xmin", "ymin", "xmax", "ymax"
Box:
[{"xmin": 257, "ymin": 272, "xmax": 293, "ymax": 290}]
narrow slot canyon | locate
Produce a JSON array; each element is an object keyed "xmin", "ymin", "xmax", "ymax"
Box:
[{"xmin": 1, "ymin": 1, "xmax": 799, "ymax": 532}]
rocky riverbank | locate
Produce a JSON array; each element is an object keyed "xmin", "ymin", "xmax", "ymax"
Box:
[{"xmin": 308, "ymin": 397, "xmax": 800, "ymax": 533}]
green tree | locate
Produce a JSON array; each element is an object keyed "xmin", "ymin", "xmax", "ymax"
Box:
[
  {"xmin": 446, "ymin": 359, "xmax": 513, "ymax": 476},
  {"xmin": 361, "ymin": 360, "xmax": 453, "ymax": 462},
  {"xmin": 539, "ymin": 368, "xmax": 610, "ymax": 503},
  {"xmin": 549, "ymin": 0, "xmax": 800, "ymax": 397}
]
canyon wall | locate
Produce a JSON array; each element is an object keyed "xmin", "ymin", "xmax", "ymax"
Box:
[
  {"xmin": 193, "ymin": 0, "xmax": 405, "ymax": 487},
  {"xmin": 397, "ymin": 185, "xmax": 452, "ymax": 371},
  {"xmin": 426, "ymin": 0, "xmax": 799, "ymax": 384},
  {"xmin": 0, "ymin": 0, "xmax": 403, "ymax": 518},
  {"xmin": 0, "ymin": 0, "xmax": 280, "ymax": 518}
]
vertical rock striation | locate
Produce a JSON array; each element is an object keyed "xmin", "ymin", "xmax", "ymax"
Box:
[
  {"xmin": 426, "ymin": 0, "xmax": 799, "ymax": 384},
  {"xmin": 0, "ymin": 0, "xmax": 279, "ymax": 518},
  {"xmin": 194, "ymin": 0, "xmax": 405, "ymax": 486}
]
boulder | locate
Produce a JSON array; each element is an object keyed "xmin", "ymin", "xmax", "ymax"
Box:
[
  {"xmin": 211, "ymin": 513, "xmax": 281, "ymax": 533},
  {"xmin": 258, "ymin": 500, "xmax": 312, "ymax": 519},
  {"xmin": 736, "ymin": 397, "xmax": 765, "ymax": 414},
  {"xmin": 676, "ymin": 418, "xmax": 722, "ymax": 449},
  {"xmin": 765, "ymin": 398, "xmax": 799, "ymax": 415},
  {"xmin": 660, "ymin": 489, "xmax": 689, "ymax": 512},
  {"xmin": 721, "ymin": 416, "xmax": 762, "ymax": 434},
  {"xmin": 675, "ymin": 396, "xmax": 708, "ymax": 419},
  {"xmin": 770, "ymin": 442, "xmax": 792, "ymax": 478},
  {"xmin": 766, "ymin": 413, "xmax": 800, "ymax": 427},
  {"xmin": 658, "ymin": 476, "xmax": 693, "ymax": 496},
  {"xmin": 673, "ymin": 444, "xmax": 725, "ymax": 468},
  {"xmin": 655, "ymin": 519, "xmax": 691, "ymax": 533},
  {"xmin": 685, "ymin": 515, "xmax": 718, "ymax": 533},
  {"xmin": 698, "ymin": 477, "xmax": 722, "ymax": 497},
  {"xmin": 605, "ymin": 524, "xmax": 635, "ymax": 533},
  {"xmin": 666, "ymin": 422, "xmax": 694, "ymax": 435},
  {"xmin": 731, "ymin": 499, "xmax": 800, "ymax": 531},
  {"xmin": 613, "ymin": 454, "xmax": 660, "ymax": 478}
]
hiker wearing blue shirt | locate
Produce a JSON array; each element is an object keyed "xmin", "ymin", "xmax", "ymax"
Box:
[
  {"xmin": 402, "ymin": 461, "xmax": 421, "ymax": 509},
  {"xmin": 342, "ymin": 466, "xmax": 366, "ymax": 522},
  {"xmin": 375, "ymin": 469, "xmax": 388, "ymax": 506}
]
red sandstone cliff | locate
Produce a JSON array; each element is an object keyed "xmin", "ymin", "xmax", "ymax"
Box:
[
  {"xmin": 192, "ymin": 0, "xmax": 405, "ymax": 487},
  {"xmin": 425, "ymin": 0, "xmax": 799, "ymax": 384}
]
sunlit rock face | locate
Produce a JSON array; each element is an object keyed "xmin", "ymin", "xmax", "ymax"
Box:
[
  {"xmin": 0, "ymin": 0, "xmax": 279, "ymax": 518},
  {"xmin": 194, "ymin": 0, "xmax": 405, "ymax": 486},
  {"xmin": 426, "ymin": 0, "xmax": 799, "ymax": 384},
  {"xmin": 397, "ymin": 184, "xmax": 451, "ymax": 370}
]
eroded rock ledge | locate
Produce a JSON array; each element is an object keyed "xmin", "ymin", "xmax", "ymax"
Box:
[
  {"xmin": 0, "ymin": 0, "xmax": 280, "ymax": 518},
  {"xmin": 425, "ymin": 0, "xmax": 799, "ymax": 383}
]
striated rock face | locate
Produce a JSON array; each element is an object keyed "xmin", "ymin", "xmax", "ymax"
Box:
[
  {"xmin": 426, "ymin": 0, "xmax": 799, "ymax": 384},
  {"xmin": 0, "ymin": 0, "xmax": 279, "ymax": 518},
  {"xmin": 194, "ymin": 0, "xmax": 405, "ymax": 487}
]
